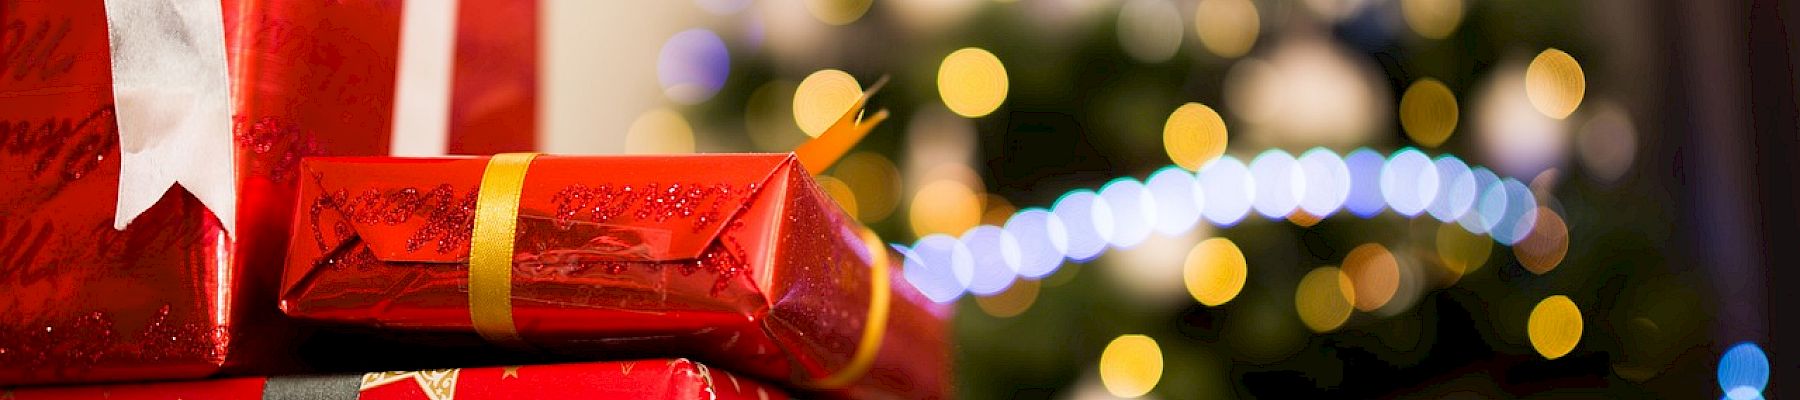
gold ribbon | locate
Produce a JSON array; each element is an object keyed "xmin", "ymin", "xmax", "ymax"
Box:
[
  {"xmin": 469, "ymin": 153, "xmax": 539, "ymax": 348},
  {"xmin": 800, "ymin": 227, "xmax": 893, "ymax": 389}
]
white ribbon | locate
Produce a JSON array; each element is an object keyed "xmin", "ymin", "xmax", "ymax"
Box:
[{"xmin": 103, "ymin": 0, "xmax": 238, "ymax": 236}]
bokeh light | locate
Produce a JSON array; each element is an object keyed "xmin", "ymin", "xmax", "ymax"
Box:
[
  {"xmin": 1163, "ymin": 102, "xmax": 1231, "ymax": 171},
  {"xmin": 1435, "ymin": 221, "xmax": 1492, "ymax": 280},
  {"xmin": 1225, "ymin": 38, "xmax": 1388, "ymax": 149},
  {"xmin": 902, "ymin": 235, "xmax": 972, "ymax": 303},
  {"xmin": 744, "ymin": 80, "xmax": 807, "ymax": 152},
  {"xmin": 1527, "ymin": 295, "xmax": 1583, "ymax": 360},
  {"xmin": 1577, "ymin": 102, "xmax": 1638, "ymax": 184},
  {"xmin": 1525, "ymin": 48, "xmax": 1586, "ymax": 120},
  {"xmin": 1400, "ymin": 0, "xmax": 1464, "ymax": 39},
  {"xmin": 937, "ymin": 47, "xmax": 1010, "ymax": 118},
  {"xmin": 1296, "ymin": 266, "xmax": 1356, "ymax": 333},
  {"xmin": 1381, "ymin": 148, "xmax": 1440, "ymax": 217},
  {"xmin": 1489, "ymin": 178, "xmax": 1539, "ymax": 245},
  {"xmin": 1098, "ymin": 178, "xmax": 1156, "ymax": 248},
  {"xmin": 1343, "ymin": 148, "xmax": 1388, "ymax": 218},
  {"xmin": 909, "ymin": 179, "xmax": 983, "ymax": 237},
  {"xmin": 1054, "ymin": 190, "xmax": 1111, "ymax": 261},
  {"xmin": 815, "ymin": 175, "xmax": 859, "ymax": 218},
  {"xmin": 1428, "ymin": 155, "xmax": 1477, "ymax": 222},
  {"xmin": 1099, "ymin": 334, "xmax": 1164, "ymax": 398},
  {"xmin": 1249, "ymin": 149, "xmax": 1304, "ymax": 219},
  {"xmin": 804, "ymin": 0, "xmax": 873, "ymax": 26},
  {"xmin": 975, "ymin": 278, "xmax": 1040, "ymax": 318},
  {"xmin": 1399, "ymin": 78, "xmax": 1459, "ymax": 148},
  {"xmin": 1296, "ymin": 148, "xmax": 1351, "ymax": 217},
  {"xmin": 961, "ymin": 225, "xmax": 1022, "ymax": 295},
  {"xmin": 1718, "ymin": 342, "xmax": 1770, "ymax": 399},
  {"xmin": 1193, "ymin": 0, "xmax": 1259, "ymax": 58},
  {"xmin": 1476, "ymin": 62, "xmax": 1568, "ymax": 179},
  {"xmin": 695, "ymin": 0, "xmax": 751, "ymax": 15},
  {"xmin": 832, "ymin": 152, "xmax": 903, "ymax": 222},
  {"xmin": 1005, "ymin": 209, "xmax": 1069, "ymax": 279},
  {"xmin": 1342, "ymin": 243, "xmax": 1399, "ymax": 312},
  {"xmin": 623, "ymin": 108, "xmax": 697, "ymax": 154},
  {"xmin": 1198, "ymin": 156, "xmax": 1255, "ymax": 226},
  {"xmin": 1457, "ymin": 167, "xmax": 1503, "ymax": 234},
  {"xmin": 1514, "ymin": 206, "xmax": 1569, "ymax": 275},
  {"xmin": 1104, "ymin": 231, "xmax": 1204, "ymax": 304},
  {"xmin": 1184, "ymin": 238, "xmax": 1247, "ymax": 307},
  {"xmin": 793, "ymin": 69, "xmax": 863, "ymax": 138},
  {"xmin": 1117, "ymin": 0, "xmax": 1184, "ymax": 63},
  {"xmin": 981, "ymin": 194, "xmax": 1017, "ymax": 226},
  {"xmin": 657, "ymin": 29, "xmax": 730, "ymax": 104},
  {"xmin": 1146, "ymin": 167, "xmax": 1203, "ymax": 235}
]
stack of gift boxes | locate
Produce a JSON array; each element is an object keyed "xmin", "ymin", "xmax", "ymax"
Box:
[{"xmin": 0, "ymin": 1, "xmax": 949, "ymax": 399}]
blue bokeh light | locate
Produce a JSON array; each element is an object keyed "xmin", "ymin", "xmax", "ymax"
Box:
[
  {"xmin": 1490, "ymin": 178, "xmax": 1539, "ymax": 245},
  {"xmin": 1098, "ymin": 178, "xmax": 1156, "ymax": 248},
  {"xmin": 901, "ymin": 234, "xmax": 970, "ymax": 303},
  {"xmin": 1428, "ymin": 155, "xmax": 1477, "ymax": 222},
  {"xmin": 1718, "ymin": 342, "xmax": 1770, "ymax": 398},
  {"xmin": 1146, "ymin": 167, "xmax": 1202, "ymax": 235},
  {"xmin": 1344, "ymin": 148, "xmax": 1387, "ymax": 218},
  {"xmin": 1297, "ymin": 148, "xmax": 1351, "ymax": 217},
  {"xmin": 1381, "ymin": 148, "xmax": 1441, "ymax": 217},
  {"xmin": 960, "ymin": 225, "xmax": 1021, "ymax": 296},
  {"xmin": 1199, "ymin": 156, "xmax": 1255, "ymax": 226},
  {"xmin": 1459, "ymin": 167, "xmax": 1503, "ymax": 234},
  {"xmin": 1250, "ymin": 149, "xmax": 1304, "ymax": 218},
  {"xmin": 1005, "ymin": 208, "xmax": 1067, "ymax": 279},
  {"xmin": 1053, "ymin": 190, "xmax": 1109, "ymax": 261},
  {"xmin": 656, "ymin": 29, "xmax": 731, "ymax": 104}
]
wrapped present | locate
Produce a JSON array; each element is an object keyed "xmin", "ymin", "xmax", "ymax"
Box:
[
  {"xmin": 3, "ymin": 358, "xmax": 785, "ymax": 400},
  {"xmin": 0, "ymin": 0, "xmax": 535, "ymax": 385},
  {"xmin": 280, "ymin": 152, "xmax": 951, "ymax": 398}
]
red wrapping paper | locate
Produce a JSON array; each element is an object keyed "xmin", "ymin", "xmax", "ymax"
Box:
[
  {"xmin": 3, "ymin": 358, "xmax": 786, "ymax": 400},
  {"xmin": 281, "ymin": 154, "xmax": 951, "ymax": 399},
  {"xmin": 1, "ymin": 0, "xmax": 534, "ymax": 385}
]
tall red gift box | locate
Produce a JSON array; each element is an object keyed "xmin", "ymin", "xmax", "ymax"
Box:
[
  {"xmin": 1, "ymin": 0, "xmax": 535, "ymax": 385},
  {"xmin": 280, "ymin": 154, "xmax": 951, "ymax": 399},
  {"xmin": 3, "ymin": 358, "xmax": 785, "ymax": 399}
]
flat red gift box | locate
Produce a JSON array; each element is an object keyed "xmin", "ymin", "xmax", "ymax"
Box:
[
  {"xmin": 1, "ymin": 0, "xmax": 533, "ymax": 385},
  {"xmin": 3, "ymin": 358, "xmax": 785, "ymax": 400},
  {"xmin": 280, "ymin": 154, "xmax": 951, "ymax": 399}
]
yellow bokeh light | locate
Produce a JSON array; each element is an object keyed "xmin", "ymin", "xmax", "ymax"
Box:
[
  {"xmin": 1525, "ymin": 48, "xmax": 1586, "ymax": 120},
  {"xmin": 1436, "ymin": 222, "xmax": 1492, "ymax": 279},
  {"xmin": 1194, "ymin": 0, "xmax": 1260, "ymax": 58},
  {"xmin": 624, "ymin": 108, "xmax": 696, "ymax": 154},
  {"xmin": 1528, "ymin": 295, "xmax": 1583, "ymax": 360},
  {"xmin": 1163, "ymin": 102, "xmax": 1230, "ymax": 171},
  {"xmin": 1400, "ymin": 0, "xmax": 1464, "ymax": 39},
  {"xmin": 1287, "ymin": 210, "xmax": 1324, "ymax": 227},
  {"xmin": 815, "ymin": 175, "xmax": 860, "ymax": 220},
  {"xmin": 1296, "ymin": 266, "xmax": 1355, "ymax": 333},
  {"xmin": 981, "ymin": 194, "xmax": 1016, "ymax": 226},
  {"xmin": 936, "ymin": 48, "xmax": 1009, "ymax": 118},
  {"xmin": 1184, "ymin": 238, "xmax": 1248, "ymax": 307},
  {"xmin": 794, "ymin": 69, "xmax": 863, "ymax": 138},
  {"xmin": 745, "ymin": 80, "xmax": 806, "ymax": 152},
  {"xmin": 1515, "ymin": 207, "xmax": 1570, "ymax": 275},
  {"xmin": 1099, "ymin": 334, "xmax": 1164, "ymax": 398},
  {"xmin": 1342, "ymin": 243, "xmax": 1399, "ymax": 312},
  {"xmin": 975, "ymin": 278, "xmax": 1040, "ymax": 318},
  {"xmin": 1399, "ymin": 78, "xmax": 1459, "ymax": 148},
  {"xmin": 832, "ymin": 152, "xmax": 902, "ymax": 222},
  {"xmin": 804, "ymin": 0, "xmax": 872, "ymax": 26},
  {"xmin": 908, "ymin": 179, "xmax": 983, "ymax": 237}
]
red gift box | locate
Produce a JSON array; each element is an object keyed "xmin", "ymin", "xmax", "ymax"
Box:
[
  {"xmin": 280, "ymin": 153, "xmax": 950, "ymax": 399},
  {"xmin": 1, "ymin": 0, "xmax": 535, "ymax": 385},
  {"xmin": 2, "ymin": 358, "xmax": 785, "ymax": 400}
]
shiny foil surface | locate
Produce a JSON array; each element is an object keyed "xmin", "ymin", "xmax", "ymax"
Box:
[
  {"xmin": 5, "ymin": 358, "xmax": 786, "ymax": 400},
  {"xmin": 281, "ymin": 154, "xmax": 951, "ymax": 399},
  {"xmin": 3, "ymin": 0, "xmax": 535, "ymax": 386}
]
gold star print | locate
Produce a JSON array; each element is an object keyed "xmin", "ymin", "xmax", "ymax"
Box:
[
  {"xmin": 501, "ymin": 366, "xmax": 521, "ymax": 379},
  {"xmin": 620, "ymin": 361, "xmax": 636, "ymax": 376},
  {"xmin": 2, "ymin": 389, "xmax": 13, "ymax": 400},
  {"xmin": 361, "ymin": 369, "xmax": 460, "ymax": 400}
]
